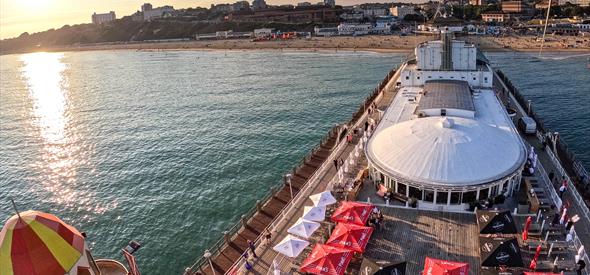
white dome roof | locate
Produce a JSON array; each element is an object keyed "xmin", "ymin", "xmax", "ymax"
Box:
[{"xmin": 367, "ymin": 117, "xmax": 526, "ymax": 186}]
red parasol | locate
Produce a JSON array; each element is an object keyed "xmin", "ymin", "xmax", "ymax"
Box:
[
  {"xmin": 331, "ymin": 201, "xmax": 374, "ymax": 225},
  {"xmin": 529, "ymin": 244, "xmax": 543, "ymax": 270},
  {"xmin": 326, "ymin": 223, "xmax": 374, "ymax": 253},
  {"xmin": 423, "ymin": 257, "xmax": 469, "ymax": 275},
  {"xmin": 300, "ymin": 244, "xmax": 353, "ymax": 275},
  {"xmin": 522, "ymin": 216, "xmax": 533, "ymax": 241}
]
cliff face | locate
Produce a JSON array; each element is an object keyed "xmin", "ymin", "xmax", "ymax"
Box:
[{"xmin": 0, "ymin": 17, "xmax": 317, "ymax": 54}]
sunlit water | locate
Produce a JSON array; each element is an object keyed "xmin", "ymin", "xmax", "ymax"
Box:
[{"xmin": 0, "ymin": 50, "xmax": 588, "ymax": 274}]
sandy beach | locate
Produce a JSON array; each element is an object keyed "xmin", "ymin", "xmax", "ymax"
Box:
[{"xmin": 4, "ymin": 35, "xmax": 590, "ymax": 55}]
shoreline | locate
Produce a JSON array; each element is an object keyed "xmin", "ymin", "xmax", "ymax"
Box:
[{"xmin": 2, "ymin": 35, "xmax": 589, "ymax": 56}]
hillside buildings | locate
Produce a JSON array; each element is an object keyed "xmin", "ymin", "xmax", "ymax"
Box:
[
  {"xmin": 469, "ymin": 0, "xmax": 488, "ymax": 5},
  {"xmin": 390, "ymin": 6, "xmax": 416, "ymax": 19},
  {"xmin": 482, "ymin": 11, "xmax": 511, "ymax": 22},
  {"xmin": 91, "ymin": 11, "xmax": 116, "ymax": 24},
  {"xmin": 324, "ymin": 0, "xmax": 336, "ymax": 7},
  {"xmin": 252, "ymin": 0, "xmax": 268, "ymax": 10}
]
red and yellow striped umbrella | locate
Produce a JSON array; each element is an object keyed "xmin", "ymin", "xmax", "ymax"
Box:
[{"xmin": 0, "ymin": 210, "xmax": 85, "ymax": 275}]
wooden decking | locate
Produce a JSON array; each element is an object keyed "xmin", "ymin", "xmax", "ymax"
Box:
[
  {"xmin": 201, "ymin": 133, "xmax": 339, "ymax": 274},
  {"xmin": 365, "ymin": 207, "xmax": 481, "ymax": 274}
]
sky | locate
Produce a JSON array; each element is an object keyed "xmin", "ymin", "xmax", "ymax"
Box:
[{"xmin": 0, "ymin": 0, "xmax": 397, "ymax": 39}]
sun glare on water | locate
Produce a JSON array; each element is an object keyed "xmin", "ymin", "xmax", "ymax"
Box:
[{"xmin": 19, "ymin": 52, "xmax": 114, "ymax": 215}]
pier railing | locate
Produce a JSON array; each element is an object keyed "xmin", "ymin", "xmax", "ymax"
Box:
[
  {"xmin": 186, "ymin": 67, "xmax": 400, "ymax": 274},
  {"xmin": 496, "ymin": 69, "xmax": 589, "ymax": 274}
]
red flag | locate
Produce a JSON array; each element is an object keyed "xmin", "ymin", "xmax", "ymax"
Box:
[
  {"xmin": 529, "ymin": 244, "xmax": 542, "ymax": 270},
  {"xmin": 522, "ymin": 216, "xmax": 532, "ymax": 241}
]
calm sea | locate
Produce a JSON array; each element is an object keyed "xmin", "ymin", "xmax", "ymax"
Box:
[{"xmin": 0, "ymin": 50, "xmax": 588, "ymax": 274}]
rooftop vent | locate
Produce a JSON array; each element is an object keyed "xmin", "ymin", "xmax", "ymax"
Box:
[{"xmin": 441, "ymin": 117, "xmax": 454, "ymax": 129}]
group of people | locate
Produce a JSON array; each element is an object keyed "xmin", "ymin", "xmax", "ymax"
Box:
[
  {"xmin": 368, "ymin": 207, "xmax": 384, "ymax": 229},
  {"xmin": 242, "ymin": 229, "xmax": 273, "ymax": 270},
  {"xmin": 523, "ymin": 148, "xmax": 538, "ymax": 176}
]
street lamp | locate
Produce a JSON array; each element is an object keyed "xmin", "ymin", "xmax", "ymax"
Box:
[
  {"xmin": 204, "ymin": 250, "xmax": 215, "ymax": 275},
  {"xmin": 285, "ymin": 174, "xmax": 293, "ymax": 199}
]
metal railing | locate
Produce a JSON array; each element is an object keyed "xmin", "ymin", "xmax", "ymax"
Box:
[
  {"xmin": 496, "ymin": 69, "xmax": 589, "ymax": 275},
  {"xmin": 186, "ymin": 67, "xmax": 400, "ymax": 274}
]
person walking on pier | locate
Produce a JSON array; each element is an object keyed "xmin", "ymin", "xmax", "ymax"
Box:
[
  {"xmin": 559, "ymin": 178, "xmax": 568, "ymax": 199},
  {"xmin": 264, "ymin": 229, "xmax": 272, "ymax": 245},
  {"xmin": 247, "ymin": 240, "xmax": 257, "ymax": 258},
  {"xmin": 333, "ymin": 159, "xmax": 339, "ymax": 170}
]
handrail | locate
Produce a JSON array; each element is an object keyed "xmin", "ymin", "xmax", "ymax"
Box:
[{"xmin": 186, "ymin": 68, "xmax": 399, "ymax": 274}]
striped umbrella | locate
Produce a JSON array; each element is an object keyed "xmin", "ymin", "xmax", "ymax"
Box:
[{"xmin": 0, "ymin": 210, "xmax": 85, "ymax": 275}]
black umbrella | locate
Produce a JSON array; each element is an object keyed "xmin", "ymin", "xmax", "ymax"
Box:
[
  {"xmin": 476, "ymin": 210, "xmax": 518, "ymax": 234},
  {"xmin": 479, "ymin": 237, "xmax": 524, "ymax": 267},
  {"xmin": 360, "ymin": 257, "xmax": 406, "ymax": 275}
]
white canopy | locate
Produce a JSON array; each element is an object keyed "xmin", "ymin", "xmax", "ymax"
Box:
[
  {"xmin": 302, "ymin": 205, "xmax": 326, "ymax": 222},
  {"xmin": 272, "ymin": 235, "xmax": 310, "ymax": 258},
  {"xmin": 309, "ymin": 191, "xmax": 337, "ymax": 207},
  {"xmin": 287, "ymin": 218, "xmax": 321, "ymax": 238},
  {"xmin": 367, "ymin": 116, "xmax": 526, "ymax": 186}
]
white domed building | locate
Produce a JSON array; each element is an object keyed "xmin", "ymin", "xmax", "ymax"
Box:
[{"xmin": 366, "ymin": 34, "xmax": 527, "ymax": 211}]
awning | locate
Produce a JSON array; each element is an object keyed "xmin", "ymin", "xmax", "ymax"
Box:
[
  {"xmin": 331, "ymin": 201, "xmax": 374, "ymax": 225},
  {"xmin": 423, "ymin": 257, "xmax": 469, "ymax": 275},
  {"xmin": 272, "ymin": 235, "xmax": 309, "ymax": 258},
  {"xmin": 476, "ymin": 210, "xmax": 518, "ymax": 234},
  {"xmin": 359, "ymin": 257, "xmax": 406, "ymax": 275},
  {"xmin": 309, "ymin": 191, "xmax": 337, "ymax": 207},
  {"xmin": 479, "ymin": 237, "xmax": 523, "ymax": 267},
  {"xmin": 326, "ymin": 223, "xmax": 374, "ymax": 253},
  {"xmin": 302, "ymin": 206, "xmax": 326, "ymax": 222},
  {"xmin": 0, "ymin": 210, "xmax": 85, "ymax": 275},
  {"xmin": 287, "ymin": 218, "xmax": 320, "ymax": 239},
  {"xmin": 300, "ymin": 244, "xmax": 353, "ymax": 275}
]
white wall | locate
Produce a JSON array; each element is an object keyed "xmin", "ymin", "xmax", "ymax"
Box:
[
  {"xmin": 400, "ymin": 69, "xmax": 493, "ymax": 88},
  {"xmin": 416, "ymin": 41, "xmax": 477, "ymax": 71},
  {"xmin": 421, "ymin": 108, "xmax": 475, "ymax": 118}
]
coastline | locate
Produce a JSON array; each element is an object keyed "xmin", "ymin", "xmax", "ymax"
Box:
[{"xmin": 2, "ymin": 35, "xmax": 589, "ymax": 56}]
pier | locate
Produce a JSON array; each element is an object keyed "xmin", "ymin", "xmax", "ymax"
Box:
[
  {"xmin": 185, "ymin": 66, "xmax": 402, "ymax": 275},
  {"xmin": 186, "ymin": 51, "xmax": 590, "ymax": 275}
]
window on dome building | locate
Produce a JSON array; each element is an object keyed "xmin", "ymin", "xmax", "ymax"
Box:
[
  {"xmin": 479, "ymin": 188, "xmax": 490, "ymax": 200},
  {"xmin": 423, "ymin": 190, "xmax": 434, "ymax": 202},
  {"xmin": 409, "ymin": 186, "xmax": 421, "ymax": 200},
  {"xmin": 462, "ymin": 191, "xmax": 476, "ymax": 203},
  {"xmin": 450, "ymin": 192, "xmax": 462, "ymax": 204},
  {"xmin": 397, "ymin": 182, "xmax": 407, "ymax": 196},
  {"xmin": 436, "ymin": 191, "xmax": 448, "ymax": 204}
]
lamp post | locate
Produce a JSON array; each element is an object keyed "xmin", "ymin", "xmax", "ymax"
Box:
[
  {"xmin": 204, "ymin": 250, "xmax": 215, "ymax": 275},
  {"xmin": 286, "ymin": 174, "xmax": 293, "ymax": 199}
]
